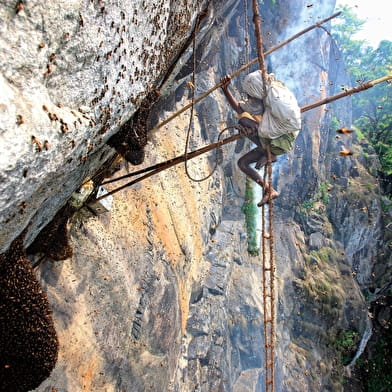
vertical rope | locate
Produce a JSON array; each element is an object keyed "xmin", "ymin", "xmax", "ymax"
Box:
[
  {"xmin": 244, "ymin": 0, "xmax": 250, "ymax": 73},
  {"xmin": 184, "ymin": 15, "xmax": 221, "ymax": 182},
  {"xmin": 251, "ymin": 0, "xmax": 268, "ymax": 96}
]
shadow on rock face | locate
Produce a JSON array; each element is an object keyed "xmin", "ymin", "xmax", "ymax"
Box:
[{"xmin": 0, "ymin": 234, "xmax": 58, "ymax": 392}]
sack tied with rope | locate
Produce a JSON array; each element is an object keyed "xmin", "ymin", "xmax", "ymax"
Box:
[{"xmin": 239, "ymin": 70, "xmax": 301, "ymax": 155}]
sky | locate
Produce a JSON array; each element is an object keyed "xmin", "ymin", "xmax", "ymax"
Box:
[{"xmin": 337, "ymin": 0, "xmax": 392, "ymax": 47}]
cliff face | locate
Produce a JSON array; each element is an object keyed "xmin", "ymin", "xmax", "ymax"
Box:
[{"xmin": 1, "ymin": 0, "xmax": 390, "ymax": 391}]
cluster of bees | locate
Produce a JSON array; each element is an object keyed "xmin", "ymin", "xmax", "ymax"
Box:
[{"xmin": 0, "ymin": 234, "xmax": 59, "ymax": 392}]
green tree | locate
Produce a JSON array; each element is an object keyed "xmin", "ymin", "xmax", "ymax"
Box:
[
  {"xmin": 332, "ymin": 4, "xmax": 367, "ymax": 77},
  {"xmin": 332, "ymin": 6, "xmax": 392, "ymax": 175}
]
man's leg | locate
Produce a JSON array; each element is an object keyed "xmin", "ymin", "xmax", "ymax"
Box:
[
  {"xmin": 237, "ymin": 148, "xmax": 265, "ymax": 189},
  {"xmin": 237, "ymin": 148, "xmax": 279, "ymax": 206}
]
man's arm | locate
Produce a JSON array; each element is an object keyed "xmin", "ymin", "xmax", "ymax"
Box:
[{"xmin": 220, "ymin": 75, "xmax": 244, "ymax": 114}]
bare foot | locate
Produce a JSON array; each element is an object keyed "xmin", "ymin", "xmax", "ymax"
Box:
[{"xmin": 257, "ymin": 188, "xmax": 279, "ymax": 207}]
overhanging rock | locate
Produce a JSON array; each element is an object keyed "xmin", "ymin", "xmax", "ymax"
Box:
[{"xmin": 0, "ymin": 0, "xmax": 208, "ymax": 253}]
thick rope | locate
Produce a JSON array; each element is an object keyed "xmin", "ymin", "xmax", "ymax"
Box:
[{"xmin": 184, "ymin": 15, "xmax": 221, "ymax": 182}]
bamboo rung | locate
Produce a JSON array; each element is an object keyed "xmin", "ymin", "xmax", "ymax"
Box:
[{"xmin": 264, "ymin": 318, "xmax": 273, "ymax": 323}]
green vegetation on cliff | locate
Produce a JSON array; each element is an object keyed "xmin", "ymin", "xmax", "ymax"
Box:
[
  {"xmin": 333, "ymin": 6, "xmax": 392, "ymax": 177},
  {"xmin": 241, "ymin": 177, "xmax": 260, "ymax": 256}
]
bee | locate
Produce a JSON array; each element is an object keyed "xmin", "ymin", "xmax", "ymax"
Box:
[
  {"xmin": 64, "ymin": 32, "xmax": 70, "ymax": 39},
  {"xmin": 16, "ymin": 114, "xmax": 24, "ymax": 126},
  {"xmin": 38, "ymin": 43, "xmax": 45, "ymax": 49},
  {"xmin": 49, "ymin": 53, "xmax": 56, "ymax": 62},
  {"xmin": 340, "ymin": 148, "xmax": 353, "ymax": 156},
  {"xmin": 15, "ymin": 1, "xmax": 24, "ymax": 14},
  {"xmin": 43, "ymin": 64, "xmax": 53, "ymax": 77},
  {"xmin": 337, "ymin": 127, "xmax": 354, "ymax": 134},
  {"xmin": 31, "ymin": 136, "xmax": 43, "ymax": 152},
  {"xmin": 43, "ymin": 140, "xmax": 50, "ymax": 150}
]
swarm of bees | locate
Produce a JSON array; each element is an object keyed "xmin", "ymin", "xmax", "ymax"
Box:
[
  {"xmin": 336, "ymin": 127, "xmax": 355, "ymax": 156},
  {"xmin": 0, "ymin": 234, "xmax": 59, "ymax": 392}
]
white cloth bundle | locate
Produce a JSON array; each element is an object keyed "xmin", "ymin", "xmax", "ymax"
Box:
[{"xmin": 242, "ymin": 70, "xmax": 301, "ymax": 139}]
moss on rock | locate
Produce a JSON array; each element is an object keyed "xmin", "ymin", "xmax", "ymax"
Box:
[{"xmin": 241, "ymin": 178, "xmax": 260, "ymax": 256}]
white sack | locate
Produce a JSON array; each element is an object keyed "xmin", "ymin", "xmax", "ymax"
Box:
[
  {"xmin": 241, "ymin": 71, "xmax": 301, "ymax": 139},
  {"xmin": 259, "ymin": 75, "xmax": 301, "ymax": 139}
]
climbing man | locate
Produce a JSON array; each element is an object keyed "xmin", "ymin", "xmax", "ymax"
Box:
[{"xmin": 220, "ymin": 70, "xmax": 301, "ymax": 206}]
